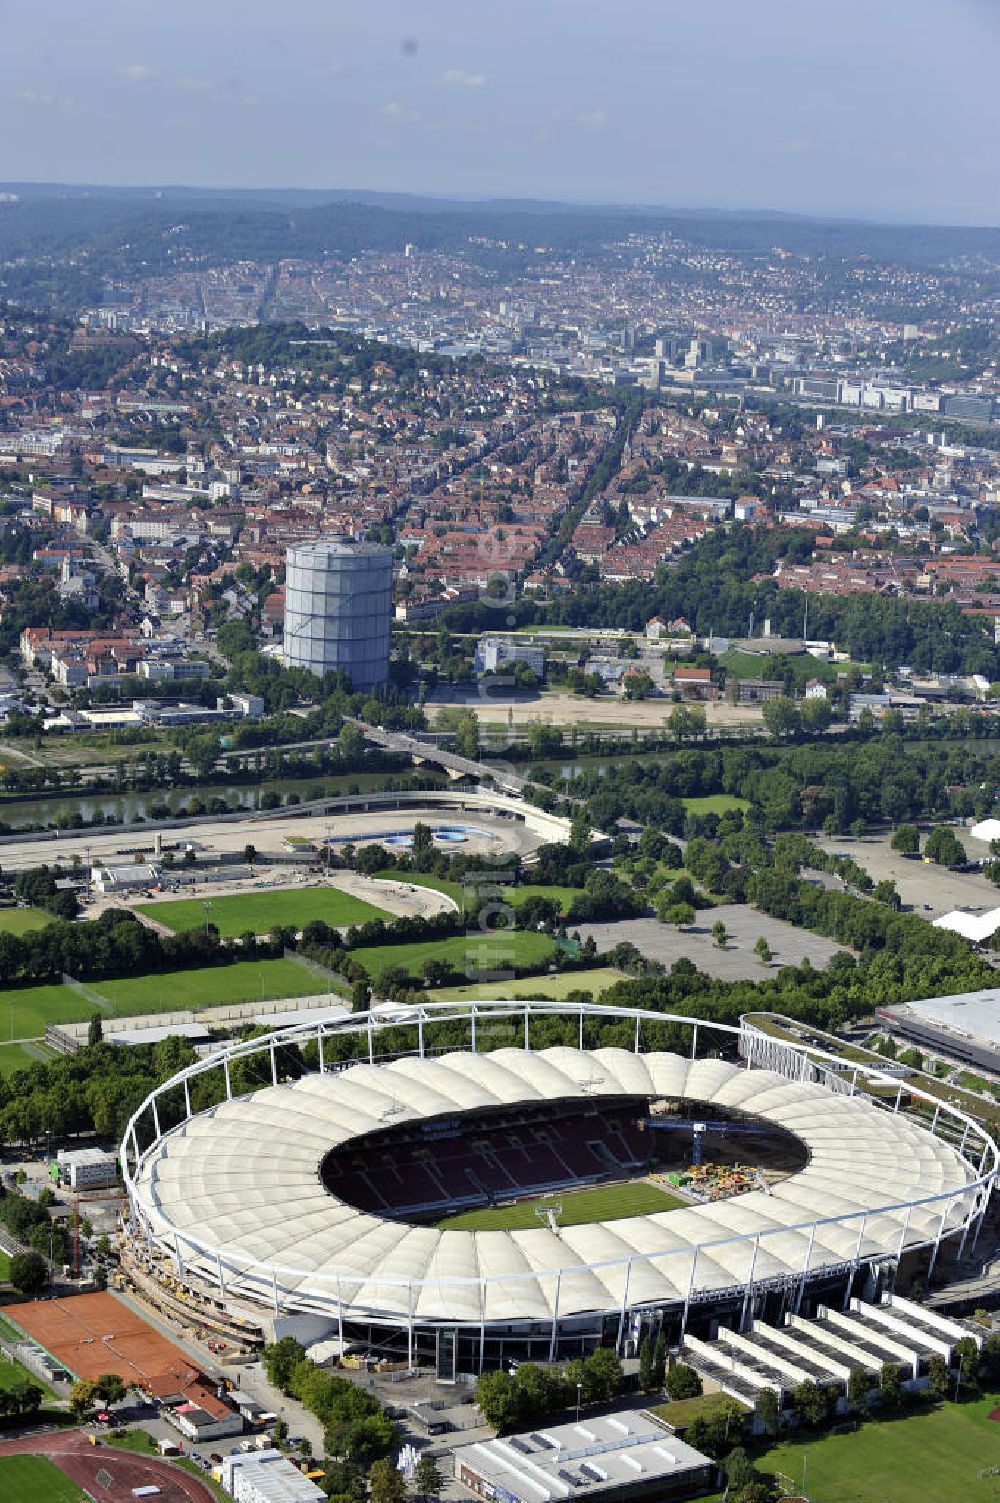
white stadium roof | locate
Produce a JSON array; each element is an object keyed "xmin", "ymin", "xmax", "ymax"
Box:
[{"xmin": 133, "ymin": 1046, "xmax": 977, "ymax": 1327}]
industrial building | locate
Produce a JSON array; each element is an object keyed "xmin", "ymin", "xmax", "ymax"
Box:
[
  {"xmin": 221, "ymin": 1449, "xmax": 325, "ymax": 1503},
  {"xmin": 453, "ymin": 1408, "xmax": 714, "ymax": 1503},
  {"xmin": 283, "ymin": 536, "xmax": 392, "ymax": 688},
  {"xmin": 877, "ymin": 990, "xmax": 1000, "ymax": 1075},
  {"xmin": 56, "ymin": 1146, "xmax": 118, "ymax": 1189},
  {"xmin": 474, "ymin": 635, "xmax": 546, "ymax": 678}
]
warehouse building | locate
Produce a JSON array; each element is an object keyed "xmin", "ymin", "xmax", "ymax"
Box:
[
  {"xmin": 221, "ymin": 1449, "xmax": 325, "ymax": 1503},
  {"xmin": 453, "ymin": 1409, "xmax": 715, "ymax": 1503}
]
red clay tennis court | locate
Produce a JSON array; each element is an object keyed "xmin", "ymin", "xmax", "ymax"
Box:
[{"xmin": 6, "ymin": 1291, "xmax": 197, "ymax": 1390}]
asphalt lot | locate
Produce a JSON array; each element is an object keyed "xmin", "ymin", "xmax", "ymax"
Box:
[
  {"xmin": 817, "ymin": 831, "xmax": 1000, "ymax": 920},
  {"xmin": 574, "ymin": 906, "xmax": 850, "ymax": 979}
]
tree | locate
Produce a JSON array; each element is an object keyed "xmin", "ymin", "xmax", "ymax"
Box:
[
  {"xmin": 711, "ymin": 919, "xmax": 728, "ymax": 949},
  {"xmin": 623, "ymin": 670, "xmax": 654, "ymax": 700},
  {"xmin": 664, "ymin": 1362, "xmax": 702, "ymax": 1401},
  {"xmin": 262, "ymin": 1337, "xmax": 306, "ymax": 1392},
  {"xmin": 686, "ymin": 1398, "xmax": 745, "ymax": 1459},
  {"xmin": 722, "ymin": 1446, "xmax": 757, "ymax": 1494},
  {"xmin": 96, "ymin": 1373, "xmax": 126, "ymax": 1405},
  {"xmin": 87, "ymin": 1012, "xmax": 103, "ymax": 1047},
  {"xmin": 924, "ymin": 826, "xmax": 966, "ymax": 868},
  {"xmin": 879, "ymin": 1361, "xmax": 903, "ymax": 1410},
  {"xmin": 761, "ymin": 696, "xmax": 801, "ymax": 739},
  {"xmin": 846, "ymin": 1364, "xmax": 869, "ymax": 1410},
  {"xmin": 754, "ymin": 936, "xmax": 772, "ymax": 967},
  {"xmin": 652, "ymin": 1332, "xmax": 667, "ymax": 1389},
  {"xmin": 953, "ymin": 1336, "xmax": 981, "ymax": 1391},
  {"xmin": 12, "ymin": 1380, "xmax": 43, "ymax": 1416},
  {"xmin": 452, "ymin": 713, "xmax": 480, "ymax": 761},
  {"xmin": 927, "ymin": 1353, "xmax": 950, "ymax": 1400},
  {"xmin": 475, "ymin": 1370, "xmax": 520, "ymax": 1432},
  {"xmin": 415, "ymin": 1455, "xmax": 444, "ymax": 1502},
  {"xmin": 638, "ymin": 1339, "xmax": 654, "ymax": 1391},
  {"xmin": 800, "ymin": 697, "xmax": 832, "ymax": 733},
  {"xmin": 661, "ymin": 901, "xmax": 695, "ymax": 931},
  {"xmin": 792, "ymin": 1379, "xmax": 828, "ymax": 1429},
  {"xmin": 368, "ymin": 1459, "xmax": 407, "ymax": 1503},
  {"xmin": 755, "ymin": 1388, "xmax": 780, "ymax": 1437},
  {"xmin": 584, "ymin": 1348, "xmax": 624, "ymax": 1403},
  {"xmin": 668, "ymin": 703, "xmax": 706, "ymax": 742},
  {"xmin": 9, "ymin": 1250, "xmax": 47, "ymax": 1296},
  {"xmin": 69, "ymin": 1378, "xmax": 100, "ymax": 1419},
  {"xmin": 243, "ymin": 843, "xmax": 257, "ymax": 866},
  {"xmin": 890, "ymin": 824, "xmax": 920, "ymax": 856}
]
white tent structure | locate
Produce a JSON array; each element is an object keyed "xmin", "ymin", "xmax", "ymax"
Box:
[
  {"xmin": 932, "ymin": 907, "xmax": 1000, "ymax": 943},
  {"xmin": 969, "ymin": 819, "xmax": 1000, "ymax": 844}
]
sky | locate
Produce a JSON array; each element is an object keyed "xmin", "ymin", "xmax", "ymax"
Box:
[{"xmin": 6, "ymin": 0, "xmax": 1000, "ymax": 224}]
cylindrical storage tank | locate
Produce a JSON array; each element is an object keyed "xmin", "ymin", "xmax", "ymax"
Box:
[{"xmin": 284, "ymin": 536, "xmax": 393, "ymax": 689}]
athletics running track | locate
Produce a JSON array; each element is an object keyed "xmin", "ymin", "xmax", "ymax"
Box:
[{"xmin": 0, "ymin": 1429, "xmax": 215, "ymax": 1503}]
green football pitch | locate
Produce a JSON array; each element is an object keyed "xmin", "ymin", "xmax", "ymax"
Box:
[
  {"xmin": 757, "ymin": 1391, "xmax": 1000, "ymax": 1503},
  {"xmin": 0, "ymin": 1456, "xmax": 84, "ymax": 1503},
  {"xmin": 0, "ymin": 907, "xmax": 53, "ymax": 935},
  {"xmin": 88, "ymin": 956, "xmax": 327, "ymax": 1013},
  {"xmin": 436, "ymin": 1178, "xmax": 684, "ymax": 1230},
  {"xmin": 351, "ymin": 929, "xmax": 557, "ymax": 983},
  {"xmin": 137, "ymin": 885, "xmax": 389, "ymax": 937}
]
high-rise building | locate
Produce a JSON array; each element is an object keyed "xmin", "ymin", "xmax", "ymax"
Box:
[{"xmin": 284, "ymin": 536, "xmax": 392, "ymax": 688}]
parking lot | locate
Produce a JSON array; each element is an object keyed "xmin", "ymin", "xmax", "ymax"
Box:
[
  {"xmin": 817, "ymin": 832, "xmax": 1000, "ymax": 922},
  {"xmin": 573, "ymin": 907, "xmax": 851, "ymax": 980}
]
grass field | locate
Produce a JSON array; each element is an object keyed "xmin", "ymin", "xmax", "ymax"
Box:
[
  {"xmin": 0, "ymin": 1248, "xmax": 9, "ymax": 1281},
  {"xmin": 437, "ymin": 1179, "xmax": 684, "ymax": 1230},
  {"xmin": 136, "ymin": 886, "xmax": 390, "ymax": 937},
  {"xmin": 376, "ymin": 871, "xmax": 582, "ymax": 914},
  {"xmin": 0, "ymin": 1348, "xmax": 54, "ymax": 1398},
  {"xmin": 652, "ymin": 1392, "xmax": 746, "ymax": 1429},
  {"xmin": 0, "ymin": 1040, "xmax": 59, "ymax": 1075},
  {"xmin": 433, "ymin": 967, "xmax": 627, "ymax": 1001},
  {"xmin": 351, "ymin": 930, "xmax": 558, "ymax": 984},
  {"xmin": 0, "ymin": 907, "xmax": 52, "ymax": 936},
  {"xmin": 757, "ymin": 1393, "xmax": 1000, "ymax": 1503},
  {"xmin": 0, "ymin": 984, "xmax": 95, "ymax": 1041},
  {"xmin": 0, "ymin": 1456, "xmax": 82, "ymax": 1503},
  {"xmin": 681, "ymin": 794, "xmax": 750, "ymax": 815},
  {"xmin": 88, "ymin": 956, "xmax": 326, "ymax": 1013}
]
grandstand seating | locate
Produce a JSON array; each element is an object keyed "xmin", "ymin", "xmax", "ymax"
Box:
[{"xmin": 324, "ymin": 1099, "xmax": 656, "ymax": 1217}]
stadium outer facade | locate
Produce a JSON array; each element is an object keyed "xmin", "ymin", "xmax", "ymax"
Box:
[{"xmin": 120, "ymin": 1002, "xmax": 997, "ymax": 1376}]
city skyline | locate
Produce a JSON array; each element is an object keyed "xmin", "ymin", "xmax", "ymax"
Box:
[{"xmin": 5, "ymin": 0, "xmax": 1000, "ymax": 226}]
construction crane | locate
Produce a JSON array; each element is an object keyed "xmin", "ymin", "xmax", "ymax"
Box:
[{"xmin": 644, "ymin": 1116, "xmax": 761, "ymax": 1167}]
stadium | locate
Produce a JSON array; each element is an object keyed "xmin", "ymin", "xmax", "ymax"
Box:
[{"xmin": 121, "ymin": 1002, "xmax": 997, "ymax": 1377}]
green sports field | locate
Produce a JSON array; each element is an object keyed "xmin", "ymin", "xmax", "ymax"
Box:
[
  {"xmin": 351, "ymin": 930, "xmax": 558, "ymax": 984},
  {"xmin": 0, "ymin": 1456, "xmax": 83, "ymax": 1503},
  {"xmin": 0, "ymin": 907, "xmax": 53, "ymax": 935},
  {"xmin": 0, "ymin": 1040, "xmax": 59, "ymax": 1076},
  {"xmin": 437, "ymin": 1179, "xmax": 684, "ymax": 1230},
  {"xmin": 376, "ymin": 871, "xmax": 582, "ymax": 914},
  {"xmin": 86, "ymin": 956, "xmax": 327, "ymax": 1013},
  {"xmin": 681, "ymin": 794, "xmax": 750, "ymax": 815},
  {"xmin": 757, "ymin": 1392, "xmax": 1000, "ymax": 1503},
  {"xmin": 0, "ymin": 1347, "xmax": 54, "ymax": 1398},
  {"xmin": 0, "ymin": 984, "xmax": 95, "ymax": 1041},
  {"xmin": 433, "ymin": 967, "xmax": 627, "ymax": 1002},
  {"xmin": 137, "ymin": 886, "xmax": 389, "ymax": 937}
]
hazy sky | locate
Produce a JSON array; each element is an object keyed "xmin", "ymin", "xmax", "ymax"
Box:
[{"xmin": 6, "ymin": 0, "xmax": 1000, "ymax": 223}]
